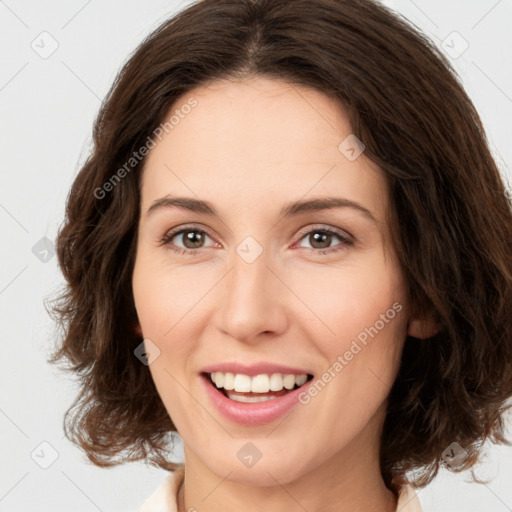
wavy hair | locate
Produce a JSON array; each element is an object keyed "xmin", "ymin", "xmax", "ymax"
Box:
[{"xmin": 47, "ymin": 0, "xmax": 512, "ymax": 495}]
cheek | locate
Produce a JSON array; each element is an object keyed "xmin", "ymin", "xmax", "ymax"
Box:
[
  {"xmin": 287, "ymin": 256, "xmax": 405, "ymax": 348},
  {"xmin": 132, "ymin": 249, "xmax": 218, "ymax": 401},
  {"xmin": 132, "ymin": 247, "xmax": 211, "ymax": 339},
  {"xmin": 132, "ymin": 252, "xmax": 199, "ymax": 424}
]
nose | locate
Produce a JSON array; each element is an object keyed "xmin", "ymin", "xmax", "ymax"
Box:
[{"xmin": 214, "ymin": 249, "xmax": 289, "ymax": 344}]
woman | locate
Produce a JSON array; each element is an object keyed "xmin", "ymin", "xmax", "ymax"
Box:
[{"xmin": 48, "ymin": 1, "xmax": 512, "ymax": 511}]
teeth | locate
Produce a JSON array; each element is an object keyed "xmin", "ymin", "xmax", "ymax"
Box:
[
  {"xmin": 269, "ymin": 373, "xmax": 283, "ymax": 391},
  {"xmin": 295, "ymin": 374, "xmax": 307, "ymax": 386},
  {"xmin": 223, "ymin": 372, "xmax": 235, "ymax": 390},
  {"xmin": 214, "ymin": 372, "xmax": 224, "ymax": 388},
  {"xmin": 234, "ymin": 373, "xmax": 252, "ymax": 392},
  {"xmin": 228, "ymin": 394, "xmax": 279, "ymax": 403},
  {"xmin": 283, "ymin": 374, "xmax": 295, "ymax": 390},
  {"xmin": 209, "ymin": 372, "xmax": 309, "ymax": 393},
  {"xmin": 251, "ymin": 374, "xmax": 269, "ymax": 393}
]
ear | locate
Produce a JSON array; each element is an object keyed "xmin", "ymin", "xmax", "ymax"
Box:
[
  {"xmin": 134, "ymin": 322, "xmax": 143, "ymax": 337},
  {"xmin": 407, "ymin": 314, "xmax": 439, "ymax": 339}
]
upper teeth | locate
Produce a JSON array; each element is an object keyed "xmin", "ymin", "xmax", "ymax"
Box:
[{"xmin": 209, "ymin": 372, "xmax": 308, "ymax": 393}]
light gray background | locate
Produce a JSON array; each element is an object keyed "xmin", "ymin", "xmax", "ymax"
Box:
[{"xmin": 1, "ymin": 0, "xmax": 511, "ymax": 510}]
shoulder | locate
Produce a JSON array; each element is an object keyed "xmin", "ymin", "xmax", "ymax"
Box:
[{"xmin": 137, "ymin": 468, "xmax": 185, "ymax": 512}]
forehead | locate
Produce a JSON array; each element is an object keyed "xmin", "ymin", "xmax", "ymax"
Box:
[{"xmin": 140, "ymin": 76, "xmax": 388, "ymax": 221}]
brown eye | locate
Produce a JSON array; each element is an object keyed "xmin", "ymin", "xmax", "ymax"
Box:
[
  {"xmin": 180, "ymin": 229, "xmax": 207, "ymax": 249},
  {"xmin": 159, "ymin": 226, "xmax": 216, "ymax": 255},
  {"xmin": 296, "ymin": 226, "xmax": 354, "ymax": 255},
  {"xmin": 308, "ymin": 231, "xmax": 334, "ymax": 249}
]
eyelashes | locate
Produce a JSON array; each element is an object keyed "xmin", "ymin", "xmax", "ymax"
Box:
[
  {"xmin": 295, "ymin": 226, "xmax": 354, "ymax": 255},
  {"xmin": 158, "ymin": 225, "xmax": 218, "ymax": 256},
  {"xmin": 158, "ymin": 224, "xmax": 354, "ymax": 257}
]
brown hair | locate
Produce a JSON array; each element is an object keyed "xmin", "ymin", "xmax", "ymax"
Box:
[{"xmin": 47, "ymin": 0, "xmax": 512, "ymax": 495}]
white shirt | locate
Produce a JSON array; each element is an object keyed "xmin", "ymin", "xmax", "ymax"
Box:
[{"xmin": 137, "ymin": 468, "xmax": 423, "ymax": 511}]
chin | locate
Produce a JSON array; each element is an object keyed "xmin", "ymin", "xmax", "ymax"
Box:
[{"xmin": 203, "ymin": 446, "xmax": 314, "ymax": 487}]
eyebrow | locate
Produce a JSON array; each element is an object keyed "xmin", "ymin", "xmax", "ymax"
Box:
[{"xmin": 146, "ymin": 195, "xmax": 378, "ymax": 223}]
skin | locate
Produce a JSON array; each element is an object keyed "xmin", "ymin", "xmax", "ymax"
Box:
[{"xmin": 132, "ymin": 76, "xmax": 436, "ymax": 512}]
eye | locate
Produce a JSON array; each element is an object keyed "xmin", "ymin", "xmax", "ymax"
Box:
[
  {"xmin": 159, "ymin": 224, "xmax": 354, "ymax": 257},
  {"xmin": 294, "ymin": 225, "xmax": 354, "ymax": 255},
  {"xmin": 158, "ymin": 225, "xmax": 218, "ymax": 255}
]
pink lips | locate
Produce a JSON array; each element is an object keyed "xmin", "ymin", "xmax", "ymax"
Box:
[
  {"xmin": 200, "ymin": 361, "xmax": 312, "ymax": 376},
  {"xmin": 199, "ymin": 362, "xmax": 313, "ymax": 426}
]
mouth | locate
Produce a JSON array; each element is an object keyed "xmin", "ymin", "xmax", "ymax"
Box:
[{"xmin": 201, "ymin": 371, "xmax": 314, "ymax": 403}]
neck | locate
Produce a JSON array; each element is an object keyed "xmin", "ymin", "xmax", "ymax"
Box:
[
  {"xmin": 178, "ymin": 410, "xmax": 398, "ymax": 512},
  {"xmin": 179, "ymin": 457, "xmax": 397, "ymax": 512}
]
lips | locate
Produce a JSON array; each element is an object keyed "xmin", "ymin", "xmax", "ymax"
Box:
[
  {"xmin": 199, "ymin": 362, "xmax": 314, "ymax": 424},
  {"xmin": 201, "ymin": 362, "xmax": 314, "ymax": 377},
  {"xmin": 201, "ymin": 362, "xmax": 313, "ymax": 401}
]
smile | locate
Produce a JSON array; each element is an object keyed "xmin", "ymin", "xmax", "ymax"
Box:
[
  {"xmin": 200, "ymin": 368, "xmax": 314, "ymax": 425},
  {"xmin": 208, "ymin": 372, "xmax": 310, "ymax": 402}
]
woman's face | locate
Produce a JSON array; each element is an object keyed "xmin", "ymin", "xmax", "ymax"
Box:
[{"xmin": 132, "ymin": 76, "xmax": 411, "ymax": 485}]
